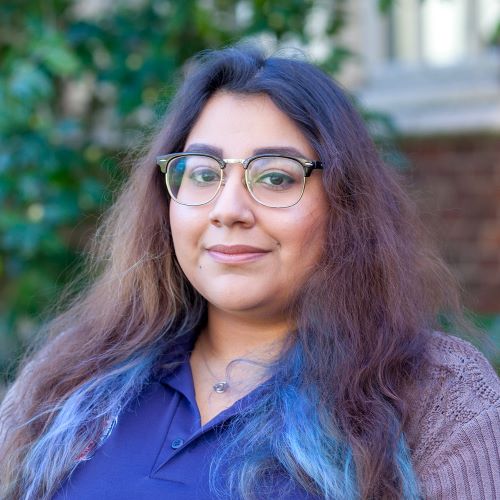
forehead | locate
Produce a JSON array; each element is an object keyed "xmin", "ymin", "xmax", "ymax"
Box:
[{"xmin": 184, "ymin": 92, "xmax": 316, "ymax": 159}]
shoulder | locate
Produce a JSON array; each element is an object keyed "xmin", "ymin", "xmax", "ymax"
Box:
[
  {"xmin": 422, "ymin": 331, "xmax": 499, "ymax": 411},
  {"xmin": 408, "ymin": 332, "xmax": 500, "ymax": 499}
]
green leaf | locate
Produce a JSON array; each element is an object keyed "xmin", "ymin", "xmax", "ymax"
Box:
[
  {"xmin": 31, "ymin": 29, "xmax": 80, "ymax": 77},
  {"xmin": 9, "ymin": 62, "xmax": 53, "ymax": 101},
  {"xmin": 378, "ymin": 0, "xmax": 394, "ymax": 14}
]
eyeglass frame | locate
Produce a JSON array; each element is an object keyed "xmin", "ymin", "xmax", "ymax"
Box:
[{"xmin": 156, "ymin": 152, "xmax": 324, "ymax": 208}]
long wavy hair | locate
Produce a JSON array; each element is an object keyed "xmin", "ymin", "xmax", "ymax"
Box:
[{"xmin": 0, "ymin": 45, "xmax": 460, "ymax": 499}]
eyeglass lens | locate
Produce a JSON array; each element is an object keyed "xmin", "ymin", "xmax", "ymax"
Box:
[{"xmin": 165, "ymin": 155, "xmax": 306, "ymax": 207}]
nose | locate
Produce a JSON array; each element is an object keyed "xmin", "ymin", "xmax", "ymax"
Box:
[{"xmin": 208, "ymin": 165, "xmax": 256, "ymax": 228}]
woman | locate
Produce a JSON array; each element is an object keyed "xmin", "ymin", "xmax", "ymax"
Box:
[{"xmin": 1, "ymin": 45, "xmax": 499, "ymax": 499}]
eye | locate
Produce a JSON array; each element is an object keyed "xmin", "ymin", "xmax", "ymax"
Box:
[
  {"xmin": 248, "ymin": 157, "xmax": 304, "ymax": 193},
  {"xmin": 189, "ymin": 167, "xmax": 221, "ymax": 185},
  {"xmin": 254, "ymin": 170, "xmax": 296, "ymax": 190}
]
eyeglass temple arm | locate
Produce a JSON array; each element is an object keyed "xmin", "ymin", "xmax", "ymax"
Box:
[
  {"xmin": 157, "ymin": 157, "xmax": 169, "ymax": 174},
  {"xmin": 303, "ymin": 161, "xmax": 323, "ymax": 177}
]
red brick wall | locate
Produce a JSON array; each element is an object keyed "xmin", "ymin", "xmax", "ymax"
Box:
[{"xmin": 400, "ymin": 135, "xmax": 500, "ymax": 313}]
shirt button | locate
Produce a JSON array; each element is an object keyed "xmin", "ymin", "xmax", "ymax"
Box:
[{"xmin": 171, "ymin": 438, "xmax": 184, "ymax": 449}]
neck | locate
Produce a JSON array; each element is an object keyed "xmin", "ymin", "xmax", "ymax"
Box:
[{"xmin": 200, "ymin": 305, "xmax": 291, "ymax": 364}]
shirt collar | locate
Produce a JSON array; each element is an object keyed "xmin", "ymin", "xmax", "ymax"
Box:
[
  {"xmin": 161, "ymin": 356, "xmax": 198, "ymax": 406},
  {"xmin": 156, "ymin": 347, "xmax": 274, "ymax": 428}
]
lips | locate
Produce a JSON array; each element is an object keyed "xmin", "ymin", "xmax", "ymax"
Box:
[
  {"xmin": 206, "ymin": 244, "xmax": 271, "ymax": 264},
  {"xmin": 207, "ymin": 244, "xmax": 269, "ymax": 254}
]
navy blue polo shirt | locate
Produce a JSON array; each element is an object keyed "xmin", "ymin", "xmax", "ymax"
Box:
[{"xmin": 53, "ymin": 348, "xmax": 318, "ymax": 499}]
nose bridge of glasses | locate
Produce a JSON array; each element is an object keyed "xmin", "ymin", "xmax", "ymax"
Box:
[
  {"xmin": 219, "ymin": 160, "xmax": 249, "ymax": 192},
  {"xmin": 221, "ymin": 158, "xmax": 249, "ymax": 170}
]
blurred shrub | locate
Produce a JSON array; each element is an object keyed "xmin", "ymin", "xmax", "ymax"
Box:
[{"xmin": 473, "ymin": 313, "xmax": 500, "ymax": 372}]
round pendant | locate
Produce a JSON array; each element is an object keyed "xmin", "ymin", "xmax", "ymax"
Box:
[{"xmin": 213, "ymin": 381, "xmax": 229, "ymax": 393}]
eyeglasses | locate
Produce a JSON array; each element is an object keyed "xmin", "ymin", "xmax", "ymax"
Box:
[{"xmin": 156, "ymin": 153, "xmax": 323, "ymax": 208}]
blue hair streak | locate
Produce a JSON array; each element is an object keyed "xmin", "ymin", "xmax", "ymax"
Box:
[
  {"xmin": 210, "ymin": 342, "xmax": 421, "ymax": 499},
  {"xmin": 19, "ymin": 351, "xmax": 158, "ymax": 500}
]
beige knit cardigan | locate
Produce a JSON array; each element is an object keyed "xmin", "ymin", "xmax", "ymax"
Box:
[{"xmin": 409, "ymin": 332, "xmax": 500, "ymax": 499}]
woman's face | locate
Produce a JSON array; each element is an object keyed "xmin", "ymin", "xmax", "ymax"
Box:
[{"xmin": 169, "ymin": 92, "xmax": 329, "ymax": 321}]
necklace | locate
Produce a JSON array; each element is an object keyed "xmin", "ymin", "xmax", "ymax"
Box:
[{"xmin": 198, "ymin": 342, "xmax": 230, "ymax": 394}]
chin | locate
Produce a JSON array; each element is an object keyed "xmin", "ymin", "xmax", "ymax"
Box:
[
  {"xmin": 206, "ymin": 295, "xmax": 267, "ymax": 313},
  {"xmin": 200, "ymin": 288, "xmax": 275, "ymax": 315}
]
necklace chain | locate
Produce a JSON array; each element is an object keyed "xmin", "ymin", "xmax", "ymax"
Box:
[{"xmin": 197, "ymin": 340, "xmax": 230, "ymax": 394}]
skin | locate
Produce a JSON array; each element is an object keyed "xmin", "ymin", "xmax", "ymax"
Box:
[{"xmin": 169, "ymin": 92, "xmax": 329, "ymax": 423}]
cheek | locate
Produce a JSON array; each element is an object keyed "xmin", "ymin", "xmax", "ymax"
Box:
[
  {"xmin": 282, "ymin": 212, "xmax": 327, "ymax": 266},
  {"xmin": 169, "ymin": 204, "xmax": 203, "ymax": 260},
  {"xmin": 293, "ymin": 206, "xmax": 328, "ymax": 266}
]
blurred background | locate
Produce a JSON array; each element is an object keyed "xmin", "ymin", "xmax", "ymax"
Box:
[{"xmin": 1, "ymin": 0, "xmax": 499, "ymax": 388}]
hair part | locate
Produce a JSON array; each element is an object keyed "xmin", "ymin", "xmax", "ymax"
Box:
[{"xmin": 1, "ymin": 44, "xmax": 460, "ymax": 499}]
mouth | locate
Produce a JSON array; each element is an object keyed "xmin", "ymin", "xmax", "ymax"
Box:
[{"xmin": 206, "ymin": 244, "xmax": 271, "ymax": 264}]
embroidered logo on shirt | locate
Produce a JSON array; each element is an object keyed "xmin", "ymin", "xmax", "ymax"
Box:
[{"xmin": 76, "ymin": 414, "xmax": 119, "ymax": 462}]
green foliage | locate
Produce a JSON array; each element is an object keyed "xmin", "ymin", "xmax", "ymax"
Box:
[
  {"xmin": 439, "ymin": 311, "xmax": 500, "ymax": 372},
  {"xmin": 472, "ymin": 313, "xmax": 500, "ymax": 372},
  {"xmin": 491, "ymin": 20, "xmax": 500, "ymax": 46},
  {"xmin": 377, "ymin": 0, "xmax": 395, "ymax": 14}
]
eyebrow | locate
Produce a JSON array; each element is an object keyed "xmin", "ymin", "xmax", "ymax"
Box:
[
  {"xmin": 184, "ymin": 143, "xmax": 222, "ymax": 156},
  {"xmin": 184, "ymin": 143, "xmax": 310, "ymax": 159}
]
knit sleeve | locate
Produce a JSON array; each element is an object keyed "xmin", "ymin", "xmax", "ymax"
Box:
[{"xmin": 420, "ymin": 405, "xmax": 500, "ymax": 499}]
